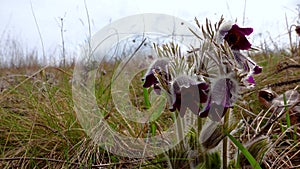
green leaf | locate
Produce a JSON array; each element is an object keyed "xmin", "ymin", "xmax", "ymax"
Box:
[{"xmin": 149, "ymin": 95, "xmax": 165, "ymax": 122}]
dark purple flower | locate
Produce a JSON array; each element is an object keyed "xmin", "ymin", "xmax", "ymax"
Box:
[
  {"xmin": 169, "ymin": 76, "xmax": 209, "ymax": 117},
  {"xmin": 142, "ymin": 58, "xmax": 171, "ymax": 94},
  {"xmin": 224, "ymin": 24, "xmax": 253, "ymax": 50},
  {"xmin": 199, "ymin": 78, "xmax": 237, "ymax": 121}
]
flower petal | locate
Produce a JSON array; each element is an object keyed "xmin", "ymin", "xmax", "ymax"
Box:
[
  {"xmin": 199, "ymin": 78, "xmax": 236, "ymax": 121},
  {"xmin": 199, "ymin": 96, "xmax": 211, "ymax": 118},
  {"xmin": 295, "ymin": 25, "xmax": 300, "ymax": 36},
  {"xmin": 169, "ymin": 76, "xmax": 209, "ymax": 117},
  {"xmin": 208, "ymin": 104, "xmax": 228, "ymax": 122},
  {"xmin": 224, "ymin": 24, "xmax": 253, "ymax": 50},
  {"xmin": 234, "ymin": 36, "xmax": 252, "ymax": 50},
  {"xmin": 232, "ymin": 24, "xmax": 253, "ymax": 35},
  {"xmin": 142, "ymin": 58, "xmax": 171, "ymax": 90},
  {"xmin": 143, "ymin": 71, "xmax": 158, "ymax": 88},
  {"xmin": 233, "ymin": 51, "xmax": 258, "ymax": 73},
  {"xmin": 247, "ymin": 76, "xmax": 256, "ymax": 85},
  {"xmin": 253, "ymin": 65, "xmax": 262, "ymax": 74}
]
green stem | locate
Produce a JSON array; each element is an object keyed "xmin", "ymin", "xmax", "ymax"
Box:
[
  {"xmin": 197, "ymin": 117, "xmax": 204, "ymax": 162},
  {"xmin": 197, "ymin": 117, "xmax": 202, "ymax": 138},
  {"xmin": 223, "ymin": 109, "xmax": 229, "ymax": 169}
]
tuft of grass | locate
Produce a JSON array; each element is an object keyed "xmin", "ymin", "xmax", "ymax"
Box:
[{"xmin": 226, "ymin": 133, "xmax": 262, "ymax": 169}]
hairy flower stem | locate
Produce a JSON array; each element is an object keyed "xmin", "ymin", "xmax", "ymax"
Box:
[
  {"xmin": 197, "ymin": 117, "xmax": 204, "ymax": 162},
  {"xmin": 223, "ymin": 109, "xmax": 230, "ymax": 169},
  {"xmin": 197, "ymin": 117, "xmax": 202, "ymax": 139}
]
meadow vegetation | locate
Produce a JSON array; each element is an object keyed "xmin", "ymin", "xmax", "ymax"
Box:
[{"xmin": 0, "ymin": 13, "xmax": 300, "ymax": 169}]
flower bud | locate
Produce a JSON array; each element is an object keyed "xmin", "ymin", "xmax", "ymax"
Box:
[{"xmin": 200, "ymin": 121, "xmax": 225, "ymax": 150}]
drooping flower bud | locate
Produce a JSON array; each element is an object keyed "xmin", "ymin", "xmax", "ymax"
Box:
[
  {"xmin": 200, "ymin": 121, "xmax": 225, "ymax": 150},
  {"xmin": 199, "ymin": 77, "xmax": 238, "ymax": 121}
]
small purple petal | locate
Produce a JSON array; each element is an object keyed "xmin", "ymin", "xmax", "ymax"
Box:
[
  {"xmin": 247, "ymin": 76, "xmax": 256, "ymax": 85},
  {"xmin": 232, "ymin": 24, "xmax": 253, "ymax": 35},
  {"xmin": 295, "ymin": 26, "xmax": 300, "ymax": 36},
  {"xmin": 196, "ymin": 82, "xmax": 210, "ymax": 103},
  {"xmin": 170, "ymin": 93, "xmax": 181, "ymax": 112},
  {"xmin": 199, "ymin": 96, "xmax": 211, "ymax": 118},
  {"xmin": 143, "ymin": 71, "xmax": 158, "ymax": 88},
  {"xmin": 197, "ymin": 82, "xmax": 210, "ymax": 91},
  {"xmin": 253, "ymin": 65, "xmax": 262, "ymax": 74},
  {"xmin": 142, "ymin": 58, "xmax": 171, "ymax": 91}
]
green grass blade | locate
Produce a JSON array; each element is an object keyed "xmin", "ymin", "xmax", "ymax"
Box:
[
  {"xmin": 150, "ymin": 122, "xmax": 157, "ymax": 136},
  {"xmin": 143, "ymin": 87, "xmax": 151, "ymax": 109},
  {"xmin": 294, "ymin": 126, "xmax": 297, "ymax": 141},
  {"xmin": 226, "ymin": 133, "xmax": 262, "ymax": 169}
]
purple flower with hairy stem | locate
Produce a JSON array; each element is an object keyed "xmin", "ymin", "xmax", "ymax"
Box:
[
  {"xmin": 169, "ymin": 76, "xmax": 209, "ymax": 117},
  {"xmin": 232, "ymin": 50, "xmax": 262, "ymax": 83},
  {"xmin": 219, "ymin": 22, "xmax": 262, "ymax": 86},
  {"xmin": 224, "ymin": 24, "xmax": 253, "ymax": 50},
  {"xmin": 142, "ymin": 58, "xmax": 171, "ymax": 94},
  {"xmin": 199, "ymin": 78, "xmax": 238, "ymax": 121}
]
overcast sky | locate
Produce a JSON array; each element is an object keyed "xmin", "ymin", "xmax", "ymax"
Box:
[{"xmin": 0, "ymin": 0, "xmax": 299, "ymax": 59}]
